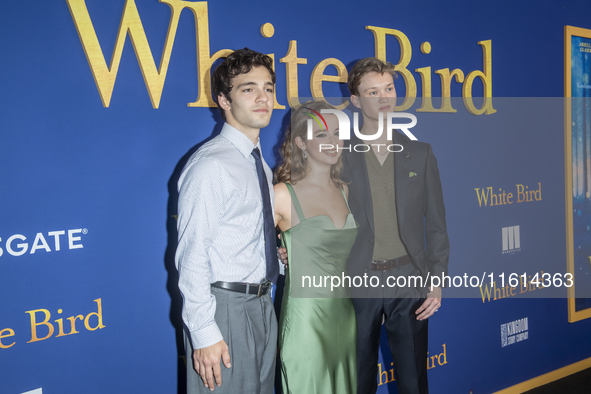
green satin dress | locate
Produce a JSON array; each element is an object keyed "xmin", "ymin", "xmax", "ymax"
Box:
[{"xmin": 279, "ymin": 183, "xmax": 359, "ymax": 394}]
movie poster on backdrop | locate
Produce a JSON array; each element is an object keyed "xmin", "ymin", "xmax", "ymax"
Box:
[{"xmin": 565, "ymin": 25, "xmax": 591, "ymax": 322}]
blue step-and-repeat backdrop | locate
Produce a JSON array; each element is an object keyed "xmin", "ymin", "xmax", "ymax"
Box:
[{"xmin": 2, "ymin": 1, "xmax": 591, "ymax": 393}]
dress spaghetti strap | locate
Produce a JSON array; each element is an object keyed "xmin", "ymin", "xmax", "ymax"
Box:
[
  {"xmin": 340, "ymin": 186, "xmax": 352, "ymax": 214},
  {"xmin": 285, "ymin": 183, "xmax": 305, "ymax": 222}
]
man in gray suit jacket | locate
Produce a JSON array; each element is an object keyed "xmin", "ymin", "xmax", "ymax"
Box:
[{"xmin": 341, "ymin": 58, "xmax": 450, "ymax": 394}]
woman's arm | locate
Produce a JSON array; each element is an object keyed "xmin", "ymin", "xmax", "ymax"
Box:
[{"xmin": 273, "ymin": 182, "xmax": 291, "ymax": 231}]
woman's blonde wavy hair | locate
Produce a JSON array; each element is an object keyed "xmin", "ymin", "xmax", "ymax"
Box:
[{"xmin": 275, "ymin": 101, "xmax": 346, "ymax": 186}]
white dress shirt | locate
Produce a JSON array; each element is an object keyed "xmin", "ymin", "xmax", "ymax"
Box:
[{"xmin": 175, "ymin": 123, "xmax": 275, "ymax": 349}]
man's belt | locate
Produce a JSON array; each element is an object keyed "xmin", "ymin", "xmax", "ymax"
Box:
[
  {"xmin": 370, "ymin": 255, "xmax": 412, "ymax": 271},
  {"xmin": 211, "ymin": 280, "xmax": 272, "ymax": 297}
]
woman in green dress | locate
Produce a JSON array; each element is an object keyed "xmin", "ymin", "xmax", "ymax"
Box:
[{"xmin": 274, "ymin": 103, "xmax": 358, "ymax": 394}]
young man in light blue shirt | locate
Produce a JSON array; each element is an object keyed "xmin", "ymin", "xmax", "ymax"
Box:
[{"xmin": 176, "ymin": 48, "xmax": 279, "ymax": 393}]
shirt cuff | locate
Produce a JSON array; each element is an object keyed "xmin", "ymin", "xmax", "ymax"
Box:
[
  {"xmin": 278, "ymin": 254, "xmax": 285, "ymax": 276},
  {"xmin": 190, "ymin": 322, "xmax": 223, "ymax": 350}
]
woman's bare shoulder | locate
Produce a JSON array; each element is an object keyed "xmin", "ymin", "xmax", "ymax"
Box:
[
  {"xmin": 274, "ymin": 182, "xmax": 290, "ymax": 197},
  {"xmin": 274, "ymin": 182, "xmax": 291, "ymax": 209}
]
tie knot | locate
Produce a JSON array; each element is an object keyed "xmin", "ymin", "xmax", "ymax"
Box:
[{"xmin": 251, "ymin": 147, "xmax": 262, "ymax": 161}]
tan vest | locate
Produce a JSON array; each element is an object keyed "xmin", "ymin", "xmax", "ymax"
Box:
[{"xmin": 365, "ymin": 151, "xmax": 406, "ymax": 260}]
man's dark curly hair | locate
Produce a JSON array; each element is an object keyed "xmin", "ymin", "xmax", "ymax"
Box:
[{"xmin": 212, "ymin": 48, "xmax": 276, "ymax": 119}]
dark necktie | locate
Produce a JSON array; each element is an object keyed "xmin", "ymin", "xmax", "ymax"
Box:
[{"xmin": 251, "ymin": 147, "xmax": 279, "ymax": 284}]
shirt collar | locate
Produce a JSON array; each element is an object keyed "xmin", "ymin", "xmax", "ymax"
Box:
[{"xmin": 220, "ymin": 123, "xmax": 261, "ymax": 159}]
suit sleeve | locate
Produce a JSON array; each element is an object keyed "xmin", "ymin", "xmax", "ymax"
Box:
[
  {"xmin": 175, "ymin": 157, "xmax": 225, "ymax": 349},
  {"xmin": 423, "ymin": 144, "xmax": 450, "ymax": 281}
]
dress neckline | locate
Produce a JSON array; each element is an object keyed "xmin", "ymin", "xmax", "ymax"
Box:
[{"xmin": 284, "ymin": 183, "xmax": 353, "ymax": 230}]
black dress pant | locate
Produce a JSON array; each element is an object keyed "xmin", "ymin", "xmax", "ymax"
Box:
[{"xmin": 353, "ymin": 265, "xmax": 429, "ymax": 394}]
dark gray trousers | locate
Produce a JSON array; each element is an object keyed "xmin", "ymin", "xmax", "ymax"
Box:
[
  {"xmin": 185, "ymin": 286, "xmax": 277, "ymax": 394},
  {"xmin": 353, "ymin": 264, "xmax": 429, "ymax": 394}
]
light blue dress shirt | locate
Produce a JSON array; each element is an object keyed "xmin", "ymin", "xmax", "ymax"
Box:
[{"xmin": 175, "ymin": 123, "xmax": 275, "ymax": 349}]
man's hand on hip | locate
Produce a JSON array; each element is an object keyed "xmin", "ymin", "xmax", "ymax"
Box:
[
  {"xmin": 193, "ymin": 339, "xmax": 231, "ymax": 391},
  {"xmin": 415, "ymin": 286, "xmax": 442, "ymax": 320}
]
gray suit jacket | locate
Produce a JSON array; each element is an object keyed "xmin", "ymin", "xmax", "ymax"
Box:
[{"xmin": 341, "ymin": 130, "xmax": 450, "ymax": 296}]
